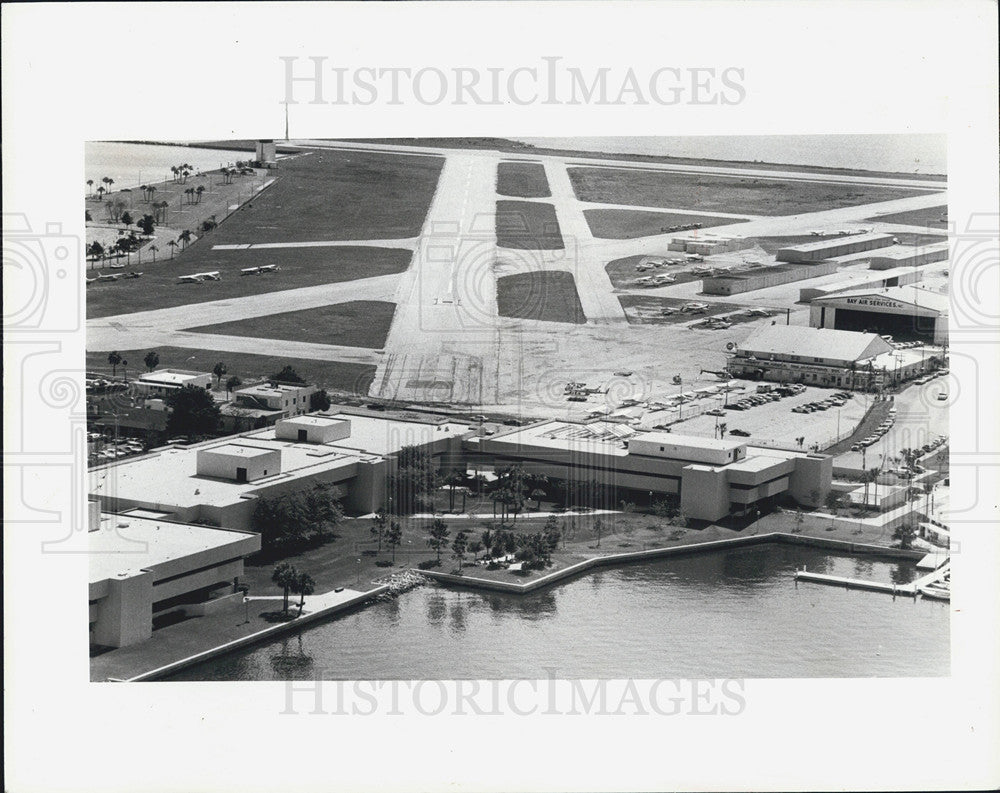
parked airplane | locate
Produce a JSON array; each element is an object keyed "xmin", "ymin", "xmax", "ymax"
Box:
[
  {"xmin": 122, "ymin": 271, "xmax": 143, "ymax": 279},
  {"xmin": 195, "ymin": 271, "xmax": 221, "ymax": 281},
  {"xmin": 680, "ymin": 302, "xmax": 709, "ymax": 313},
  {"xmin": 700, "ymin": 369, "xmax": 731, "ymax": 380},
  {"xmin": 689, "ymin": 267, "xmax": 713, "ymax": 276},
  {"xmin": 685, "ymin": 254, "xmax": 705, "ymax": 262},
  {"xmin": 743, "ymin": 307, "xmax": 772, "ymax": 317},
  {"xmin": 97, "ymin": 273, "xmax": 121, "ymax": 282},
  {"xmin": 178, "ymin": 274, "xmax": 207, "ymax": 284}
]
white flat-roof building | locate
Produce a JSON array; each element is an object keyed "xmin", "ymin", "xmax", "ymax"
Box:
[
  {"xmin": 777, "ymin": 233, "xmax": 896, "ymax": 263},
  {"xmin": 234, "ymin": 382, "xmax": 317, "ymax": 418},
  {"xmin": 90, "ymin": 412, "xmax": 472, "ymax": 526},
  {"xmin": 133, "ymin": 369, "xmax": 213, "ymax": 397},
  {"xmin": 89, "ymin": 502, "xmax": 260, "ymax": 649},
  {"xmin": 867, "ymin": 241, "xmax": 949, "ymax": 270},
  {"xmin": 468, "ymin": 420, "xmax": 831, "ymax": 522},
  {"xmin": 275, "ymin": 415, "xmax": 351, "ymax": 445}
]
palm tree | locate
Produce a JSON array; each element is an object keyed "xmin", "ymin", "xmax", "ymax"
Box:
[
  {"xmin": 96, "ymin": 186, "xmax": 105, "ymax": 201},
  {"xmin": 225, "ymin": 375, "xmax": 242, "ymax": 398},
  {"xmin": 196, "ymin": 185, "xmax": 205, "ymax": 203},
  {"xmin": 480, "ymin": 528, "xmax": 494, "ymax": 560},
  {"xmin": 271, "ymin": 562, "xmax": 297, "ymax": 613},
  {"xmin": 147, "ymin": 185, "xmax": 156, "ymax": 205},
  {"xmin": 107, "ymin": 351, "xmax": 122, "ymax": 377},
  {"xmin": 86, "ymin": 179, "xmax": 94, "ymax": 197},
  {"xmin": 149, "ymin": 244, "xmax": 159, "ymax": 263},
  {"xmin": 385, "ymin": 520, "xmax": 402, "ymax": 563},
  {"xmin": 167, "ymin": 240, "xmax": 178, "ymax": 259},
  {"xmin": 212, "ymin": 361, "xmax": 227, "ymax": 387},
  {"xmin": 102, "ymin": 176, "xmax": 114, "ymax": 196},
  {"xmin": 444, "ymin": 469, "xmax": 464, "ymax": 511},
  {"xmin": 178, "ymin": 229, "xmax": 192, "ymax": 250},
  {"xmin": 290, "ymin": 572, "xmax": 316, "ymax": 615}
]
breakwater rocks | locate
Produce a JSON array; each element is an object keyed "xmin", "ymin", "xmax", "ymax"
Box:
[{"xmin": 373, "ymin": 569, "xmax": 429, "ymax": 599}]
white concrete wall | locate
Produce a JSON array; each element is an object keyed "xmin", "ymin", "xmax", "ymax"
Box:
[{"xmin": 196, "ymin": 447, "xmax": 281, "ymax": 481}]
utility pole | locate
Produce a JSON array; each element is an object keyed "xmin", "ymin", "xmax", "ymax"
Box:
[{"xmin": 284, "ymin": 102, "xmax": 290, "ymax": 142}]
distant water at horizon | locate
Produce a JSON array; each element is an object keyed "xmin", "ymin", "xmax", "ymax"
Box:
[{"xmin": 515, "ymin": 134, "xmax": 946, "ymax": 175}]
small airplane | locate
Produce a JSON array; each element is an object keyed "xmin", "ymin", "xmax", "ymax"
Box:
[
  {"xmin": 689, "ymin": 267, "xmax": 713, "ymax": 276},
  {"xmin": 196, "ymin": 271, "xmax": 221, "ymax": 281},
  {"xmin": 85, "ymin": 277, "xmax": 97, "ymax": 285},
  {"xmin": 122, "ymin": 271, "xmax": 143, "ymax": 279},
  {"xmin": 109, "ymin": 262, "xmax": 127, "ymax": 269},
  {"xmin": 681, "ymin": 302, "xmax": 709, "ymax": 313},
  {"xmin": 97, "ymin": 273, "xmax": 121, "ymax": 282},
  {"xmin": 178, "ymin": 274, "xmax": 204, "ymax": 284},
  {"xmin": 685, "ymin": 254, "xmax": 705, "ymax": 262},
  {"xmin": 651, "ymin": 275, "xmax": 676, "ymax": 284},
  {"xmin": 700, "ymin": 369, "xmax": 731, "ymax": 380},
  {"xmin": 743, "ymin": 307, "xmax": 772, "ymax": 317}
]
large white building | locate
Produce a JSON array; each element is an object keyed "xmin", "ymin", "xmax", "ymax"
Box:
[
  {"xmin": 467, "ymin": 420, "xmax": 832, "ymax": 522},
  {"xmin": 133, "ymin": 369, "xmax": 213, "ymax": 398},
  {"xmin": 88, "ymin": 499, "xmax": 260, "ymax": 649}
]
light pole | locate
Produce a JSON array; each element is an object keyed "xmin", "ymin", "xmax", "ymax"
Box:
[
  {"xmin": 356, "ymin": 558, "xmax": 362, "ymax": 587},
  {"xmin": 243, "ymin": 596, "xmax": 250, "ymax": 625}
]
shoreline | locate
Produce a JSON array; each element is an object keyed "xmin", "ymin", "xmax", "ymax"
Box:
[
  {"xmin": 111, "ymin": 138, "xmax": 947, "ymax": 183},
  {"xmin": 118, "ymin": 531, "xmax": 925, "ymax": 682}
]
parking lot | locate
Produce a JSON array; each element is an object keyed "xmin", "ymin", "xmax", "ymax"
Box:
[{"xmin": 668, "ymin": 384, "xmax": 872, "ymax": 448}]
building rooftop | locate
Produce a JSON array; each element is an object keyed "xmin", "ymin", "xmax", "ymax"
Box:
[
  {"xmin": 814, "ymin": 284, "xmax": 949, "ymax": 315},
  {"xmin": 281, "ymin": 415, "xmax": 348, "ymax": 427},
  {"xmin": 89, "ymin": 512, "xmax": 258, "ymax": 584},
  {"xmin": 237, "ymin": 382, "xmax": 312, "ymax": 397},
  {"xmin": 868, "ymin": 242, "xmax": 949, "ymax": 260},
  {"xmin": 89, "ymin": 412, "xmax": 471, "ymax": 509},
  {"xmin": 137, "ymin": 369, "xmax": 210, "ymax": 385},
  {"xmin": 633, "ymin": 431, "xmax": 745, "ymax": 452},
  {"xmin": 737, "ymin": 325, "xmax": 891, "ymax": 362},
  {"xmin": 204, "ymin": 443, "xmax": 276, "ymax": 459},
  {"xmin": 778, "ymin": 232, "xmax": 896, "ymax": 254}
]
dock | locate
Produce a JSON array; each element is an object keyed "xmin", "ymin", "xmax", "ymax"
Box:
[{"xmin": 795, "ymin": 559, "xmax": 949, "ymax": 598}]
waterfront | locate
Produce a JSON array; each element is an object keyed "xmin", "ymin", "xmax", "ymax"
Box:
[
  {"xmin": 164, "ymin": 545, "xmax": 949, "ymax": 681},
  {"xmin": 85, "ymin": 141, "xmax": 255, "ymax": 190}
]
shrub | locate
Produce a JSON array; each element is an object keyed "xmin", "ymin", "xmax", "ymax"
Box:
[{"xmin": 417, "ymin": 559, "xmax": 441, "ymax": 570}]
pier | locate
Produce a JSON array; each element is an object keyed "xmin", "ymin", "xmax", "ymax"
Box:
[{"xmin": 795, "ymin": 559, "xmax": 949, "ymax": 598}]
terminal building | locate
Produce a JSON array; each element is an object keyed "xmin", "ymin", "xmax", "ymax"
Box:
[
  {"xmin": 88, "ymin": 499, "xmax": 260, "ymax": 649},
  {"xmin": 726, "ymin": 325, "xmax": 938, "ymax": 389},
  {"xmin": 89, "ymin": 412, "xmax": 470, "ymax": 527},
  {"xmin": 466, "ymin": 420, "xmax": 832, "ymax": 522},
  {"xmin": 809, "ymin": 285, "xmax": 949, "ymax": 344}
]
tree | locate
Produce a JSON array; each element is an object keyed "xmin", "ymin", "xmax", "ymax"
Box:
[
  {"xmin": 271, "ymin": 562, "xmax": 298, "ymax": 613},
  {"xmin": 212, "ymin": 362, "xmax": 227, "ymax": 387},
  {"xmin": 138, "ymin": 214, "xmax": 155, "ymax": 236},
  {"xmin": 480, "ymin": 528, "xmax": 494, "ymax": 559},
  {"xmin": 196, "ymin": 185, "xmax": 206, "ymax": 203},
  {"xmin": 225, "ymin": 375, "xmax": 242, "ymax": 398},
  {"xmin": 451, "ymin": 530, "xmax": 469, "ymax": 570},
  {"xmin": 253, "ymin": 485, "xmax": 343, "ymax": 552},
  {"xmin": 107, "ymin": 351, "xmax": 122, "ymax": 377},
  {"xmin": 426, "ymin": 518, "xmax": 450, "ymax": 562},
  {"xmin": 824, "ymin": 490, "xmax": 843, "ymax": 513},
  {"xmin": 178, "ymin": 229, "xmax": 192, "ymax": 250},
  {"xmin": 148, "ymin": 244, "xmax": 159, "ymax": 263},
  {"xmin": 290, "ymin": 571, "xmax": 316, "ymax": 614},
  {"xmin": 143, "ymin": 351, "xmax": 159, "ymax": 372},
  {"xmin": 468, "ymin": 540, "xmax": 483, "ymax": 561},
  {"xmin": 167, "ymin": 240, "xmax": 178, "ymax": 259},
  {"xmin": 147, "ymin": 185, "xmax": 157, "ymax": 205},
  {"xmin": 444, "ymin": 469, "xmax": 465, "ymax": 512},
  {"xmin": 87, "ymin": 241, "xmax": 105, "ymax": 266},
  {"xmin": 86, "ymin": 178, "xmax": 94, "ymax": 197},
  {"xmin": 309, "ymin": 389, "xmax": 331, "ymax": 412},
  {"xmin": 96, "ymin": 185, "xmax": 106, "ymax": 201},
  {"xmin": 389, "ymin": 446, "xmax": 440, "ymax": 515},
  {"xmin": 165, "ymin": 384, "xmax": 222, "ymax": 438},
  {"xmin": 370, "ymin": 509, "xmax": 388, "ymax": 553},
  {"xmin": 121, "ymin": 210, "xmax": 133, "ymax": 230},
  {"xmin": 530, "ymin": 488, "xmax": 546, "ymax": 510},
  {"xmin": 385, "ymin": 520, "xmax": 403, "ymax": 563},
  {"xmin": 102, "ymin": 176, "xmax": 114, "ymax": 196},
  {"xmin": 892, "ymin": 524, "xmax": 916, "ymax": 550},
  {"xmin": 270, "ymin": 365, "xmax": 305, "ymax": 384},
  {"xmin": 594, "ymin": 517, "xmax": 603, "ymax": 548}
]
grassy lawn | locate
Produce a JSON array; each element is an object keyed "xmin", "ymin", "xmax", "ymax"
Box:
[
  {"xmin": 618, "ymin": 294, "xmax": 748, "ymax": 325},
  {"xmin": 86, "ymin": 245, "xmax": 411, "ymax": 318},
  {"xmin": 865, "ymin": 205, "xmax": 947, "ymax": 229},
  {"xmin": 568, "ymin": 167, "xmax": 936, "ymax": 217},
  {"xmin": 496, "ymin": 271, "xmax": 586, "ymax": 323},
  {"xmin": 208, "ymin": 149, "xmax": 443, "ymax": 244},
  {"xmin": 184, "ymin": 300, "xmax": 396, "ymax": 349},
  {"xmin": 497, "ymin": 161, "xmax": 551, "ymax": 198},
  {"xmin": 583, "ymin": 208, "xmax": 747, "ymax": 239},
  {"xmin": 496, "ymin": 200, "xmax": 565, "ymax": 250},
  {"xmin": 85, "ymin": 347, "xmax": 377, "ymax": 395}
]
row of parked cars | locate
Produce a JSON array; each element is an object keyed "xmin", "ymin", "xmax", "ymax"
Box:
[
  {"xmin": 721, "ymin": 383, "xmax": 807, "ymax": 413},
  {"xmin": 913, "ymin": 369, "xmax": 948, "ymax": 386},
  {"xmin": 792, "ymin": 391, "xmax": 853, "ymax": 414},
  {"xmin": 851, "ymin": 406, "xmax": 897, "ymax": 451}
]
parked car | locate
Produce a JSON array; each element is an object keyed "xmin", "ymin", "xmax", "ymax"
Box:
[{"xmin": 729, "ymin": 429, "xmax": 751, "ymax": 437}]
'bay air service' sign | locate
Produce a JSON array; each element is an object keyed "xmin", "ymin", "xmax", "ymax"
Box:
[{"xmin": 843, "ymin": 296, "xmax": 906, "ymax": 309}]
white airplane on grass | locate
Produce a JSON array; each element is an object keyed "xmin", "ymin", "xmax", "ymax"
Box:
[
  {"xmin": 97, "ymin": 273, "xmax": 121, "ymax": 282},
  {"xmin": 178, "ymin": 271, "xmax": 221, "ymax": 284},
  {"xmin": 680, "ymin": 301, "xmax": 709, "ymax": 313}
]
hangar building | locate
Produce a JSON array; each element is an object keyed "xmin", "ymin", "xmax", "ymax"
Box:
[{"xmin": 809, "ymin": 285, "xmax": 949, "ymax": 344}]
